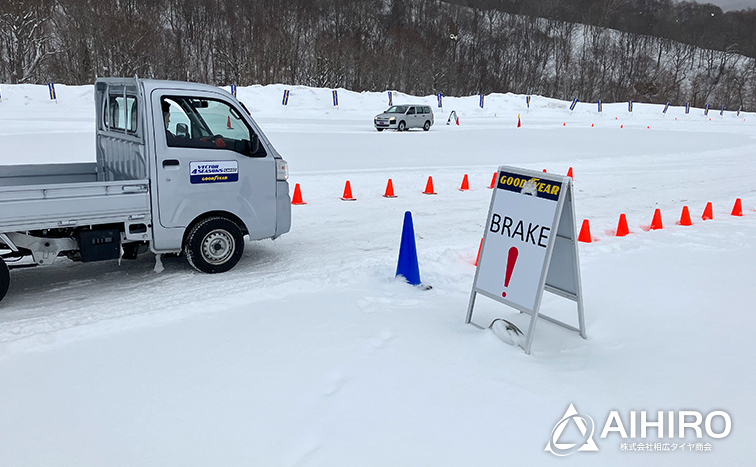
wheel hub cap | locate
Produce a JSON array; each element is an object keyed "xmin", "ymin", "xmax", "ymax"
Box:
[{"xmin": 201, "ymin": 229, "xmax": 235, "ymax": 265}]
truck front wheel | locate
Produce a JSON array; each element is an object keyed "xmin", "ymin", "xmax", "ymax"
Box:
[
  {"xmin": 0, "ymin": 258, "xmax": 9, "ymax": 303},
  {"xmin": 184, "ymin": 217, "xmax": 244, "ymax": 273}
]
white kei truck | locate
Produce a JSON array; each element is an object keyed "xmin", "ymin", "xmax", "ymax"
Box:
[{"xmin": 0, "ymin": 78, "xmax": 291, "ymax": 303}]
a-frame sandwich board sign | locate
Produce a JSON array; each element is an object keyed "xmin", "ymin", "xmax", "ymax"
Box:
[{"xmin": 465, "ymin": 166, "xmax": 586, "ymax": 355}]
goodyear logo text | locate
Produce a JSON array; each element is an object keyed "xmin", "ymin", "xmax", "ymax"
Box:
[
  {"xmin": 497, "ymin": 171, "xmax": 561, "ymax": 202},
  {"xmin": 201, "ymin": 175, "xmax": 229, "ymax": 182}
]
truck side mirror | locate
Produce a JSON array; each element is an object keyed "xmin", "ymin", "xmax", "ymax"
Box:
[{"xmin": 176, "ymin": 123, "xmax": 188, "ymax": 137}]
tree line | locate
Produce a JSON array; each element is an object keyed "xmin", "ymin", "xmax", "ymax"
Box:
[
  {"xmin": 1, "ymin": 0, "xmax": 754, "ymax": 109},
  {"xmin": 448, "ymin": 0, "xmax": 756, "ymax": 60}
]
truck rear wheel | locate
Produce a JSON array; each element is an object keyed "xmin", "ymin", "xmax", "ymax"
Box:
[
  {"xmin": 184, "ymin": 217, "xmax": 244, "ymax": 273},
  {"xmin": 0, "ymin": 258, "xmax": 9, "ymax": 303}
]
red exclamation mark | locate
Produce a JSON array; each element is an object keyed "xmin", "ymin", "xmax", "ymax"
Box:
[{"xmin": 501, "ymin": 247, "xmax": 519, "ymax": 298}]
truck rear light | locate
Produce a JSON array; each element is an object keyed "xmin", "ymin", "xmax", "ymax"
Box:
[{"xmin": 276, "ymin": 159, "xmax": 289, "ymax": 181}]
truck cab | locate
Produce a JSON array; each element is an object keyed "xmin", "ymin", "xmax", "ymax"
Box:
[
  {"xmin": 0, "ymin": 78, "xmax": 291, "ymax": 302},
  {"xmin": 98, "ymin": 79, "xmax": 291, "ymax": 264}
]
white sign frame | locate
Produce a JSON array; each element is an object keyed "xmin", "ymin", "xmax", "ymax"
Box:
[{"xmin": 465, "ymin": 166, "xmax": 586, "ymax": 354}]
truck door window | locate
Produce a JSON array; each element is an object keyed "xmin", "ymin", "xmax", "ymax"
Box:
[
  {"xmin": 407, "ymin": 107, "xmax": 415, "ymax": 115},
  {"xmin": 161, "ymin": 96, "xmax": 265, "ymax": 157}
]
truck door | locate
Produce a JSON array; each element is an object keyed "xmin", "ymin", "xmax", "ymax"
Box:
[{"xmin": 152, "ymin": 91, "xmax": 276, "ymax": 249}]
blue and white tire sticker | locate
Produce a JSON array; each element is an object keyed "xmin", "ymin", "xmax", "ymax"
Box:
[{"xmin": 190, "ymin": 161, "xmax": 239, "ymax": 184}]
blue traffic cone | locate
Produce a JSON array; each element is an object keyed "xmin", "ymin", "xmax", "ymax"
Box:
[{"xmin": 396, "ymin": 211, "xmax": 421, "ymax": 286}]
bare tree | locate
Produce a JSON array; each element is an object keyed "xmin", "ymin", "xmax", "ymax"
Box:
[{"xmin": 0, "ymin": 0, "xmax": 55, "ymax": 83}]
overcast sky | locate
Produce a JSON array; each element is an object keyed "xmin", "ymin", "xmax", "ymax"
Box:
[{"xmin": 693, "ymin": 0, "xmax": 756, "ymax": 11}]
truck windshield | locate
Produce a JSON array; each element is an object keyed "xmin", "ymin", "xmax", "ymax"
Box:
[{"xmin": 386, "ymin": 106, "xmax": 407, "ymax": 113}]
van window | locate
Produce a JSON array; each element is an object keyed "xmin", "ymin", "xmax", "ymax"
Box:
[
  {"xmin": 161, "ymin": 96, "xmax": 265, "ymax": 157},
  {"xmin": 424, "ymin": 106, "xmax": 431, "ymax": 114},
  {"xmin": 407, "ymin": 107, "xmax": 416, "ymax": 115}
]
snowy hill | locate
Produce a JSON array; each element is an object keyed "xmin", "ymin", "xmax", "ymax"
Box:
[{"xmin": 0, "ymin": 83, "xmax": 754, "ymax": 466}]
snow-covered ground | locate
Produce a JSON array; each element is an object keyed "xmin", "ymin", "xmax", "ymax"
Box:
[{"xmin": 0, "ymin": 83, "xmax": 754, "ymax": 466}]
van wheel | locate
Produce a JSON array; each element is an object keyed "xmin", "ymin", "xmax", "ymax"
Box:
[
  {"xmin": 184, "ymin": 217, "xmax": 244, "ymax": 273},
  {"xmin": 376, "ymin": 128, "xmax": 384, "ymax": 132},
  {"xmin": 0, "ymin": 258, "xmax": 9, "ymax": 303},
  {"xmin": 398, "ymin": 121, "xmax": 406, "ymax": 131},
  {"xmin": 423, "ymin": 121, "xmax": 431, "ymax": 131}
]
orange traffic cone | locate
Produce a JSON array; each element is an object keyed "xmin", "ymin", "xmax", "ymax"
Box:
[
  {"xmin": 459, "ymin": 174, "xmax": 470, "ymax": 191},
  {"xmin": 291, "ymin": 183, "xmax": 306, "ymax": 205},
  {"xmin": 542, "ymin": 169, "xmax": 547, "ymax": 173},
  {"xmin": 567, "ymin": 167, "xmax": 574, "ymax": 179},
  {"xmin": 227, "ymin": 116, "xmax": 233, "ymax": 129},
  {"xmin": 341, "ymin": 180, "xmax": 356, "ymax": 201},
  {"xmin": 488, "ymin": 172, "xmax": 497, "ymax": 189},
  {"xmin": 474, "ymin": 238, "xmax": 483, "ymax": 266},
  {"xmin": 578, "ymin": 219, "xmax": 592, "ymax": 243},
  {"xmin": 702, "ymin": 202, "xmax": 713, "ymax": 220},
  {"xmin": 650, "ymin": 208, "xmax": 663, "ymax": 230},
  {"xmin": 616, "ymin": 213, "xmax": 630, "ymax": 236},
  {"xmin": 732, "ymin": 198, "xmax": 743, "ymax": 216},
  {"xmin": 423, "ymin": 176, "xmax": 437, "ymax": 195},
  {"xmin": 517, "ymin": 114, "xmax": 521, "ymax": 127},
  {"xmin": 383, "ymin": 178, "xmax": 397, "ymax": 198},
  {"xmin": 679, "ymin": 206, "xmax": 692, "ymax": 226}
]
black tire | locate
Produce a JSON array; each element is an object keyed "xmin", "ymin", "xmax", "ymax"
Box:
[
  {"xmin": 376, "ymin": 128, "xmax": 384, "ymax": 132},
  {"xmin": 0, "ymin": 257, "xmax": 9, "ymax": 304},
  {"xmin": 184, "ymin": 217, "xmax": 244, "ymax": 273},
  {"xmin": 423, "ymin": 121, "xmax": 431, "ymax": 131},
  {"xmin": 397, "ymin": 121, "xmax": 406, "ymax": 131}
]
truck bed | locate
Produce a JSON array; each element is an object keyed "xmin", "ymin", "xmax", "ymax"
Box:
[
  {"xmin": 0, "ymin": 164, "xmax": 150, "ymax": 232},
  {"xmin": 0, "ymin": 163, "xmax": 98, "ymax": 187}
]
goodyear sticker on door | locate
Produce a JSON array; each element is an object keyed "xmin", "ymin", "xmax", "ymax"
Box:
[{"xmin": 190, "ymin": 161, "xmax": 238, "ymax": 184}]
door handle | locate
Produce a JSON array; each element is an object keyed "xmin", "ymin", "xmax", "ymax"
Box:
[
  {"xmin": 162, "ymin": 159, "xmax": 179, "ymax": 168},
  {"xmin": 122, "ymin": 184, "xmax": 148, "ymax": 192}
]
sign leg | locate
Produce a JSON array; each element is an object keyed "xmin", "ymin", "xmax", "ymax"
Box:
[
  {"xmin": 577, "ymin": 296, "xmax": 587, "ymax": 339},
  {"xmin": 523, "ymin": 306, "xmax": 540, "ymax": 355},
  {"xmin": 465, "ymin": 290, "xmax": 477, "ymax": 324}
]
